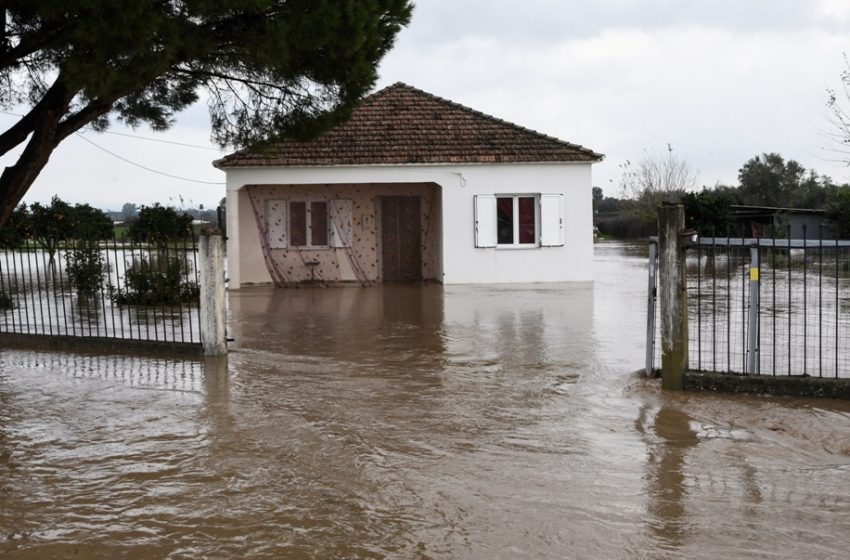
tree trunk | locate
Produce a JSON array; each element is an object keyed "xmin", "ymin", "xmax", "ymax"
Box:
[{"xmin": 0, "ymin": 81, "xmax": 73, "ymax": 227}]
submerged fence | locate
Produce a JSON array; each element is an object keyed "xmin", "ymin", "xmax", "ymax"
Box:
[
  {"xmin": 0, "ymin": 233, "xmax": 202, "ymax": 349},
  {"xmin": 647, "ymin": 227, "xmax": 850, "ymax": 379}
]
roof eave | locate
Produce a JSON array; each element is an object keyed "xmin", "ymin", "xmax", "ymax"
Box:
[{"xmin": 213, "ymin": 157, "xmax": 603, "ymax": 170}]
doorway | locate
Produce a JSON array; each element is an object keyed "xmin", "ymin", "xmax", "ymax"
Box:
[{"xmin": 380, "ymin": 196, "xmax": 422, "ymax": 281}]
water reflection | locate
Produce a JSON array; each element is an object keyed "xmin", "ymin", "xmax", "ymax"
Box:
[
  {"xmin": 0, "ymin": 349, "xmax": 204, "ymax": 392},
  {"xmin": 637, "ymin": 402, "xmax": 699, "ymax": 550}
]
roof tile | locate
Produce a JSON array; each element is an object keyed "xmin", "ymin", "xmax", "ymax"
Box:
[{"xmin": 214, "ymin": 83, "xmax": 603, "ymax": 168}]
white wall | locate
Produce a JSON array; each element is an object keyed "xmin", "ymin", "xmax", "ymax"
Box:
[{"xmin": 224, "ymin": 162, "xmax": 594, "ymax": 287}]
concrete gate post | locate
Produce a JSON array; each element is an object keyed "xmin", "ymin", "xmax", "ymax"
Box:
[
  {"xmin": 199, "ymin": 233, "xmax": 227, "ymax": 356},
  {"xmin": 658, "ymin": 204, "xmax": 688, "ymax": 390}
]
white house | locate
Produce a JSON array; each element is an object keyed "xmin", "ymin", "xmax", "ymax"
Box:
[{"xmin": 214, "ymin": 83, "xmax": 603, "ymax": 288}]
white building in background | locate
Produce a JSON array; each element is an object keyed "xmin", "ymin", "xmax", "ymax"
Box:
[{"xmin": 214, "ymin": 83, "xmax": 603, "ymax": 288}]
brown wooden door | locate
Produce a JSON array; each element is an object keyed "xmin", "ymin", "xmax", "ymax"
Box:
[{"xmin": 381, "ymin": 196, "xmax": 422, "ymax": 282}]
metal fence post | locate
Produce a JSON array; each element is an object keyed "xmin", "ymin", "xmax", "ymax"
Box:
[
  {"xmin": 646, "ymin": 240, "xmax": 658, "ymax": 376},
  {"xmin": 746, "ymin": 245, "xmax": 760, "ymax": 374},
  {"xmin": 199, "ymin": 233, "xmax": 227, "ymax": 356},
  {"xmin": 658, "ymin": 204, "xmax": 688, "ymax": 390}
]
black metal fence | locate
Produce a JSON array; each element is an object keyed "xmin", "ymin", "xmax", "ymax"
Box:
[
  {"xmin": 0, "ymin": 233, "xmax": 202, "ymax": 348},
  {"xmin": 647, "ymin": 228, "xmax": 850, "ymax": 379}
]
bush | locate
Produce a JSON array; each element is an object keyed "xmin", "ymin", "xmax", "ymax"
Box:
[
  {"xmin": 111, "ymin": 255, "xmax": 199, "ymax": 306},
  {"xmin": 0, "ymin": 204, "xmax": 31, "ymax": 249},
  {"xmin": 64, "ymin": 243, "xmax": 106, "ymax": 297},
  {"xmin": 128, "ymin": 204, "xmax": 193, "ymax": 249},
  {"xmin": 0, "ymin": 290, "xmax": 13, "ymax": 310},
  {"xmin": 595, "ymin": 213, "xmax": 657, "ymax": 238}
]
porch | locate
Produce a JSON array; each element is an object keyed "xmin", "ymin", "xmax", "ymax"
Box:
[{"xmin": 229, "ymin": 182, "xmax": 443, "ymax": 287}]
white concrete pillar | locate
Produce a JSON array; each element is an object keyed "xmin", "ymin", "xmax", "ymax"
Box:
[
  {"xmin": 659, "ymin": 204, "xmax": 687, "ymax": 390},
  {"xmin": 199, "ymin": 233, "xmax": 227, "ymax": 356}
]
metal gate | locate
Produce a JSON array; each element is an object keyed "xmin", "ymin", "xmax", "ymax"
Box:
[{"xmin": 647, "ymin": 234, "xmax": 850, "ymax": 378}]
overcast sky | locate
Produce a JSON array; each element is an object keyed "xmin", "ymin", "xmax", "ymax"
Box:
[{"xmin": 5, "ymin": 0, "xmax": 850, "ymax": 211}]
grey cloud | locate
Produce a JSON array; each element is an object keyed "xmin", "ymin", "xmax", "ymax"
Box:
[{"xmin": 403, "ymin": 0, "xmax": 830, "ymax": 46}]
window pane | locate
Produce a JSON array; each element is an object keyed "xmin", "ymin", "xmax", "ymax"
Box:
[
  {"xmin": 289, "ymin": 201, "xmax": 307, "ymax": 246},
  {"xmin": 497, "ymin": 197, "xmax": 514, "ymax": 244},
  {"xmin": 518, "ymin": 197, "xmax": 536, "ymax": 244},
  {"xmin": 311, "ymin": 201, "xmax": 328, "ymax": 246}
]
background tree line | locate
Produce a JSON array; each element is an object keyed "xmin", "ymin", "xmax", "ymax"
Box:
[
  {"xmin": 111, "ymin": 197, "xmax": 225, "ymax": 224},
  {"xmin": 0, "ymin": 196, "xmax": 200, "ymax": 306},
  {"xmin": 0, "ymin": 196, "xmax": 196, "ymax": 250},
  {"xmin": 594, "ymin": 152, "xmax": 850, "ymax": 237}
]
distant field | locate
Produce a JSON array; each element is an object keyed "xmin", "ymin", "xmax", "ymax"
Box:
[{"xmin": 113, "ymin": 225, "xmax": 130, "ymax": 241}]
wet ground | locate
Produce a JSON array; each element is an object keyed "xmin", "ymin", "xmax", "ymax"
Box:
[{"xmin": 2, "ymin": 241, "xmax": 850, "ymax": 559}]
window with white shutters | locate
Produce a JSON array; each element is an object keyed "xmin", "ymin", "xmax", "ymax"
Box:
[
  {"xmin": 474, "ymin": 194, "xmax": 497, "ymax": 248},
  {"xmin": 474, "ymin": 193, "xmax": 565, "ymax": 248},
  {"xmin": 539, "ymin": 194, "xmax": 564, "ymax": 247}
]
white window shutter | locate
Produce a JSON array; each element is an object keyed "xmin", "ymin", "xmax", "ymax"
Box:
[
  {"xmin": 266, "ymin": 199, "xmax": 287, "ymax": 249},
  {"xmin": 329, "ymin": 199, "xmax": 353, "ymax": 248},
  {"xmin": 474, "ymin": 194, "xmax": 497, "ymax": 248},
  {"xmin": 540, "ymin": 194, "xmax": 564, "ymax": 247}
]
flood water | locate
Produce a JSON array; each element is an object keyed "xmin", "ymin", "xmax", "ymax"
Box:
[{"xmin": 2, "ymin": 241, "xmax": 850, "ymax": 559}]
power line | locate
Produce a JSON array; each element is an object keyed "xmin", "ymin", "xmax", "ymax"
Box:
[
  {"xmin": 0, "ymin": 109, "xmax": 222, "ymax": 151},
  {"xmin": 75, "ymin": 133, "xmax": 224, "ymax": 185},
  {"xmin": 93, "ymin": 128, "xmax": 221, "ymax": 151},
  {"xmin": 0, "ymin": 109, "xmax": 224, "ymax": 185}
]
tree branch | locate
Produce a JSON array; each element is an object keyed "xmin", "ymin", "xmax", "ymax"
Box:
[
  {"xmin": 0, "ymin": 20, "xmax": 65, "ymax": 71},
  {"xmin": 0, "ymin": 75, "xmax": 70, "ymax": 156},
  {"xmin": 0, "ymin": 78, "xmax": 73, "ymax": 225},
  {"xmin": 174, "ymin": 66, "xmax": 295, "ymax": 94},
  {"xmin": 56, "ymin": 94, "xmax": 125, "ymax": 144}
]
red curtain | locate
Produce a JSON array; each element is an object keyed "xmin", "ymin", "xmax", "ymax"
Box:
[{"xmin": 518, "ymin": 197, "xmax": 535, "ymax": 244}]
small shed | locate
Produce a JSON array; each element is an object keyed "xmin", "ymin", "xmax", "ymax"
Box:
[
  {"xmin": 731, "ymin": 205, "xmax": 834, "ymax": 239},
  {"xmin": 214, "ymin": 83, "xmax": 603, "ymax": 287}
]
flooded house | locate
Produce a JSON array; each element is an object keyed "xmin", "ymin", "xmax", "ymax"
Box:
[{"xmin": 215, "ymin": 83, "xmax": 603, "ymax": 287}]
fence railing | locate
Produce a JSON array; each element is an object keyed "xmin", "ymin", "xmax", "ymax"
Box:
[
  {"xmin": 647, "ymin": 229, "xmax": 850, "ymax": 379},
  {"xmin": 0, "ymin": 232, "xmax": 202, "ymax": 349}
]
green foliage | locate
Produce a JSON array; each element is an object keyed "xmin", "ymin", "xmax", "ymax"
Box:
[
  {"xmin": 681, "ymin": 189, "xmax": 737, "ymax": 234},
  {"xmin": 592, "ymin": 186, "xmax": 603, "ymax": 208},
  {"xmin": 594, "ymin": 213, "xmax": 657, "ymax": 238},
  {"xmin": 111, "ymin": 255, "xmax": 199, "ymax": 306},
  {"xmin": 737, "ymin": 153, "xmax": 831, "ymax": 208},
  {"xmin": 827, "ymin": 186, "xmax": 850, "ymax": 237},
  {"xmin": 596, "ymin": 196, "xmax": 623, "ymax": 214},
  {"xmin": 0, "ymin": 1, "xmax": 413, "ymax": 228},
  {"xmin": 0, "ymin": 290, "xmax": 12, "ymax": 310},
  {"xmin": 0, "ymin": 204, "xmax": 31, "ymax": 248},
  {"xmin": 72, "ymin": 203, "xmax": 114, "ymax": 241},
  {"xmin": 29, "ymin": 196, "xmax": 76, "ymax": 257},
  {"xmin": 129, "ymin": 204, "xmax": 193, "ymax": 248},
  {"xmin": 64, "ymin": 243, "xmax": 106, "ymax": 298},
  {"xmin": 26, "ymin": 197, "xmax": 114, "ymax": 262}
]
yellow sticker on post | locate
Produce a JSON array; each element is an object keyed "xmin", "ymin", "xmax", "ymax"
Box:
[{"xmin": 750, "ymin": 267, "xmax": 759, "ymax": 281}]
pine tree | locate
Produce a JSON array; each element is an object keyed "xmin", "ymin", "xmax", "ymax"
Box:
[{"xmin": 0, "ymin": 0, "xmax": 413, "ymax": 226}]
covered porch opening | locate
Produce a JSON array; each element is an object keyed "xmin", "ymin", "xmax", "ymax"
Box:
[{"xmin": 238, "ymin": 181, "xmax": 442, "ymax": 287}]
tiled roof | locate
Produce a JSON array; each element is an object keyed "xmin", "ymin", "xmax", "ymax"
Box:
[{"xmin": 214, "ymin": 82, "xmax": 603, "ymax": 168}]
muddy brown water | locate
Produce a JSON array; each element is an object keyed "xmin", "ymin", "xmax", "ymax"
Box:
[{"xmin": 2, "ymin": 241, "xmax": 850, "ymax": 559}]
